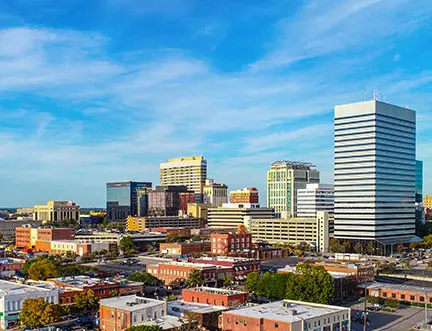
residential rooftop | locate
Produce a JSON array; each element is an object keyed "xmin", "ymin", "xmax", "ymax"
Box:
[
  {"xmin": 225, "ymin": 300, "xmax": 349, "ymax": 323},
  {"xmin": 48, "ymin": 275, "xmax": 117, "ymax": 287},
  {"xmin": 100, "ymin": 295, "xmax": 164, "ymax": 312},
  {"xmin": 0, "ymin": 280, "xmax": 57, "ymax": 295},
  {"xmin": 358, "ymin": 281, "xmax": 432, "ymax": 294},
  {"xmin": 142, "ymin": 315, "xmax": 183, "ymax": 330}
]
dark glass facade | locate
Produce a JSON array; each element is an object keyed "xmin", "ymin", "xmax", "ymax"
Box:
[
  {"xmin": 148, "ymin": 185, "xmax": 193, "ymax": 216},
  {"xmin": 107, "ymin": 181, "xmax": 152, "ymax": 221},
  {"xmin": 415, "ymin": 160, "xmax": 423, "ymax": 203}
]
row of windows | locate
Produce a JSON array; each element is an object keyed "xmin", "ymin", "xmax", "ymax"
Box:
[
  {"xmin": 335, "ymin": 115, "xmax": 415, "ymax": 130},
  {"xmin": 335, "ymin": 112, "xmax": 415, "ymax": 126},
  {"xmin": 335, "ymin": 129, "xmax": 415, "ymax": 142}
]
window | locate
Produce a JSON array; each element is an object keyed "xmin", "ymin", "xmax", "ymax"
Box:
[
  {"xmin": 420, "ymin": 296, "xmax": 425, "ymax": 302},
  {"xmin": 401, "ymin": 294, "xmax": 405, "ymax": 300},
  {"xmin": 410, "ymin": 295, "xmax": 415, "ymax": 301},
  {"xmin": 275, "ymin": 322, "xmax": 279, "ymax": 328},
  {"xmin": 383, "ymin": 292, "xmax": 387, "ymax": 297},
  {"xmin": 392, "ymin": 293, "xmax": 396, "ymax": 299},
  {"xmin": 227, "ymin": 318, "xmax": 231, "ymax": 323}
]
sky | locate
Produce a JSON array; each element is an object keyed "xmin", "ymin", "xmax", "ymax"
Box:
[{"xmin": 0, "ymin": 0, "xmax": 432, "ymax": 207}]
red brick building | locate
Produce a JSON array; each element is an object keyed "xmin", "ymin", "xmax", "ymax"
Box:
[
  {"xmin": 16, "ymin": 227, "xmax": 75, "ymax": 248},
  {"xmin": 146, "ymin": 261, "xmax": 232, "ymax": 287},
  {"xmin": 211, "ymin": 233, "xmax": 252, "ymax": 255},
  {"xmin": 362, "ymin": 282, "xmax": 432, "ymax": 305},
  {"xmin": 229, "ymin": 188, "xmax": 259, "ymax": 204},
  {"xmin": 182, "ymin": 287, "xmax": 248, "ymax": 308},
  {"xmin": 160, "ymin": 241, "xmax": 211, "ymax": 256},
  {"xmin": 149, "ymin": 227, "xmax": 192, "ymax": 237},
  {"xmin": 189, "ymin": 256, "xmax": 260, "ymax": 281},
  {"xmin": 303, "ymin": 262, "xmax": 375, "ymax": 283}
]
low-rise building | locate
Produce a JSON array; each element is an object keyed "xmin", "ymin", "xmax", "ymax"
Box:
[
  {"xmin": 211, "ymin": 232, "xmax": 252, "ymax": 255},
  {"xmin": 1, "ymin": 221, "xmax": 42, "ymax": 243},
  {"xmin": 100, "ymin": 295, "xmax": 181, "ymax": 331},
  {"xmin": 48, "ymin": 276, "xmax": 143, "ymax": 305},
  {"xmin": 148, "ymin": 227, "xmax": 192, "ymax": 237},
  {"xmin": 0, "ymin": 280, "xmax": 59, "ymax": 330},
  {"xmin": 361, "ymin": 282, "xmax": 432, "ymax": 306},
  {"xmin": 222, "ymin": 300, "xmax": 350, "ymax": 331},
  {"xmin": 307, "ymin": 262, "xmax": 374, "ymax": 284},
  {"xmin": 182, "ymin": 287, "xmax": 248, "ymax": 308},
  {"xmin": 230, "ymin": 188, "xmax": 259, "ymax": 204},
  {"xmin": 16, "ymin": 227, "xmax": 75, "ymax": 248},
  {"xmin": 189, "ymin": 256, "xmax": 260, "ymax": 281},
  {"xmin": 191, "ymin": 227, "xmax": 238, "ymax": 238},
  {"xmin": 159, "ymin": 241, "xmax": 210, "ymax": 256},
  {"xmin": 146, "ymin": 261, "xmax": 232, "ymax": 287},
  {"xmin": 227, "ymin": 247, "xmax": 290, "ymax": 260},
  {"xmin": 248, "ymin": 211, "xmax": 332, "ymax": 253},
  {"xmin": 187, "ymin": 203, "xmax": 211, "ymax": 220},
  {"xmin": 0, "ymin": 259, "xmax": 25, "ymax": 278},
  {"xmin": 49, "ymin": 240, "xmax": 117, "ymax": 256}
]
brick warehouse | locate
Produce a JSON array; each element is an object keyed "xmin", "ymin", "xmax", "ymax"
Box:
[
  {"xmin": 182, "ymin": 287, "xmax": 248, "ymax": 308},
  {"xmin": 159, "ymin": 241, "xmax": 211, "ymax": 256},
  {"xmin": 211, "ymin": 232, "xmax": 252, "ymax": 255}
]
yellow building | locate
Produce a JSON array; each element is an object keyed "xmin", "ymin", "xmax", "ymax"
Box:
[
  {"xmin": 187, "ymin": 203, "xmax": 211, "ymax": 220},
  {"xmin": 160, "ymin": 156, "xmax": 207, "ymax": 202},
  {"xmin": 425, "ymin": 195, "xmax": 432, "ymax": 210},
  {"xmin": 127, "ymin": 216, "xmax": 146, "ymax": 232},
  {"xmin": 33, "ymin": 201, "xmax": 80, "ymax": 224},
  {"xmin": 16, "ymin": 208, "xmax": 34, "ymax": 215}
]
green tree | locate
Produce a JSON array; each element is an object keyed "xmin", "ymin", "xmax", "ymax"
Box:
[
  {"xmin": 110, "ymin": 290, "xmax": 119, "ymax": 297},
  {"xmin": 366, "ymin": 241, "xmax": 375, "ymax": 255},
  {"xmin": 187, "ymin": 269, "xmax": 204, "ymax": 287},
  {"xmin": 329, "ymin": 238, "xmax": 343, "ymax": 253},
  {"xmin": 27, "ymin": 259, "xmax": 60, "ymax": 280},
  {"xmin": 73, "ymin": 289, "xmax": 99, "ymax": 312},
  {"xmin": 20, "ymin": 298, "xmax": 61, "ymax": 328},
  {"xmin": 385, "ymin": 298, "xmax": 400, "ymax": 309},
  {"xmin": 244, "ymin": 271, "xmax": 260, "ymax": 292},
  {"xmin": 120, "ymin": 236, "xmax": 136, "ymax": 254},
  {"xmin": 127, "ymin": 272, "xmax": 160, "ymax": 286},
  {"xmin": 223, "ymin": 275, "xmax": 234, "ymax": 287},
  {"xmin": 126, "ymin": 325, "xmax": 163, "ymax": 331},
  {"xmin": 354, "ymin": 242, "xmax": 363, "ymax": 254}
]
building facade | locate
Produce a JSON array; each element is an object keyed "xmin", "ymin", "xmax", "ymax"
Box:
[
  {"xmin": 160, "ymin": 156, "xmax": 207, "ymax": 203},
  {"xmin": 0, "ymin": 221, "xmax": 41, "ymax": 242},
  {"xmin": 137, "ymin": 187, "xmax": 152, "ymax": 217},
  {"xmin": 33, "ymin": 201, "xmax": 80, "ymax": 224},
  {"xmin": 221, "ymin": 300, "xmax": 350, "ymax": 331},
  {"xmin": 159, "ymin": 241, "xmax": 211, "ymax": 256},
  {"xmin": 267, "ymin": 161, "xmax": 320, "ymax": 217},
  {"xmin": 106, "ymin": 182, "xmax": 152, "ymax": 221},
  {"xmin": 229, "ymin": 188, "xmax": 259, "ymax": 204},
  {"xmin": 207, "ymin": 204, "xmax": 275, "ymax": 229},
  {"xmin": 182, "ymin": 287, "xmax": 248, "ymax": 308},
  {"xmin": 248, "ymin": 211, "xmax": 332, "ymax": 253},
  {"xmin": 334, "ymin": 100, "xmax": 416, "ymax": 245},
  {"xmin": 16, "ymin": 227, "xmax": 75, "ymax": 248},
  {"xmin": 126, "ymin": 216, "xmax": 201, "ymax": 232},
  {"xmin": 203, "ymin": 179, "xmax": 228, "ymax": 207},
  {"xmin": 148, "ymin": 186, "xmax": 194, "ymax": 216},
  {"xmin": 425, "ymin": 195, "xmax": 432, "ymax": 210},
  {"xmin": 297, "ymin": 183, "xmax": 334, "ymax": 218},
  {"xmin": 211, "ymin": 233, "xmax": 252, "ymax": 255}
]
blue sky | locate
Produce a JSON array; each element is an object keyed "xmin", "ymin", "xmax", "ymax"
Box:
[{"xmin": 0, "ymin": 0, "xmax": 432, "ymax": 207}]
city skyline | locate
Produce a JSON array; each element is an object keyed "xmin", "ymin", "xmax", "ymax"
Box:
[{"xmin": 1, "ymin": 0, "xmax": 432, "ymax": 207}]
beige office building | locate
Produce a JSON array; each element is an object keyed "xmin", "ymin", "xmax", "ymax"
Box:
[
  {"xmin": 208, "ymin": 203, "xmax": 274, "ymax": 229},
  {"xmin": 33, "ymin": 201, "xmax": 80, "ymax": 224},
  {"xmin": 267, "ymin": 161, "xmax": 320, "ymax": 217},
  {"xmin": 248, "ymin": 211, "xmax": 333, "ymax": 253},
  {"xmin": 160, "ymin": 156, "xmax": 207, "ymax": 202},
  {"xmin": 203, "ymin": 179, "xmax": 228, "ymax": 207}
]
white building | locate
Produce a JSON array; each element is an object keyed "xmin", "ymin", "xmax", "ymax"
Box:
[
  {"xmin": 207, "ymin": 203, "xmax": 274, "ymax": 229},
  {"xmin": 248, "ymin": 211, "xmax": 332, "ymax": 253},
  {"xmin": 334, "ymin": 100, "xmax": 416, "ymax": 244},
  {"xmin": 0, "ymin": 280, "xmax": 59, "ymax": 330},
  {"xmin": 267, "ymin": 161, "xmax": 320, "ymax": 217},
  {"xmin": 203, "ymin": 179, "xmax": 228, "ymax": 207},
  {"xmin": 297, "ymin": 183, "xmax": 334, "ymax": 218}
]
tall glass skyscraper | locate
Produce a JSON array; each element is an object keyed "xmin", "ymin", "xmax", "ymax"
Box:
[
  {"xmin": 107, "ymin": 181, "xmax": 152, "ymax": 221},
  {"xmin": 334, "ymin": 100, "xmax": 416, "ymax": 244},
  {"xmin": 415, "ymin": 160, "xmax": 423, "ymax": 202}
]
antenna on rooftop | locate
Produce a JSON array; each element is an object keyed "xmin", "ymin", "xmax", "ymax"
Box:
[
  {"xmin": 363, "ymin": 89, "xmax": 367, "ymax": 101},
  {"xmin": 373, "ymin": 89, "xmax": 381, "ymax": 101}
]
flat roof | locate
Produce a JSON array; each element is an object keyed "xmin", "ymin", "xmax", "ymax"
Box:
[
  {"xmin": 48, "ymin": 275, "xmax": 117, "ymax": 287},
  {"xmin": 225, "ymin": 300, "xmax": 349, "ymax": 323},
  {"xmin": 101, "ymin": 295, "xmax": 164, "ymax": 312},
  {"xmin": 185, "ymin": 286, "xmax": 247, "ymax": 296},
  {"xmin": 359, "ymin": 282, "xmax": 432, "ymax": 294},
  {"xmin": 153, "ymin": 261, "xmax": 223, "ymax": 269},
  {"xmin": 169, "ymin": 300, "xmax": 228, "ymax": 314},
  {"xmin": 0, "ymin": 280, "xmax": 57, "ymax": 295},
  {"xmin": 142, "ymin": 315, "xmax": 183, "ymax": 330}
]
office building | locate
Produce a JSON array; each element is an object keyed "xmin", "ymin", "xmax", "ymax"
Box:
[
  {"xmin": 15, "ymin": 227, "xmax": 75, "ymax": 248},
  {"xmin": 148, "ymin": 186, "xmax": 194, "ymax": 217},
  {"xmin": 187, "ymin": 203, "xmax": 211, "ymax": 220},
  {"xmin": 211, "ymin": 233, "xmax": 252, "ymax": 255},
  {"xmin": 334, "ymin": 100, "xmax": 416, "ymax": 247},
  {"xmin": 0, "ymin": 221, "xmax": 41, "ymax": 242},
  {"xmin": 137, "ymin": 187, "xmax": 152, "ymax": 217},
  {"xmin": 415, "ymin": 160, "xmax": 423, "ymax": 202},
  {"xmin": 248, "ymin": 211, "xmax": 332, "ymax": 253},
  {"xmin": 33, "ymin": 201, "xmax": 80, "ymax": 224},
  {"xmin": 267, "ymin": 161, "xmax": 319, "ymax": 217},
  {"xmin": 0, "ymin": 280, "xmax": 59, "ymax": 330},
  {"xmin": 229, "ymin": 187, "xmax": 259, "ymax": 204},
  {"xmin": 207, "ymin": 203, "xmax": 274, "ymax": 229},
  {"xmin": 106, "ymin": 181, "xmax": 152, "ymax": 221},
  {"xmin": 221, "ymin": 300, "xmax": 350, "ymax": 331},
  {"xmin": 99, "ymin": 295, "xmax": 181, "ymax": 331},
  {"xmin": 160, "ymin": 156, "xmax": 207, "ymax": 202},
  {"xmin": 297, "ymin": 183, "xmax": 334, "ymax": 218},
  {"xmin": 203, "ymin": 179, "xmax": 228, "ymax": 207}
]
